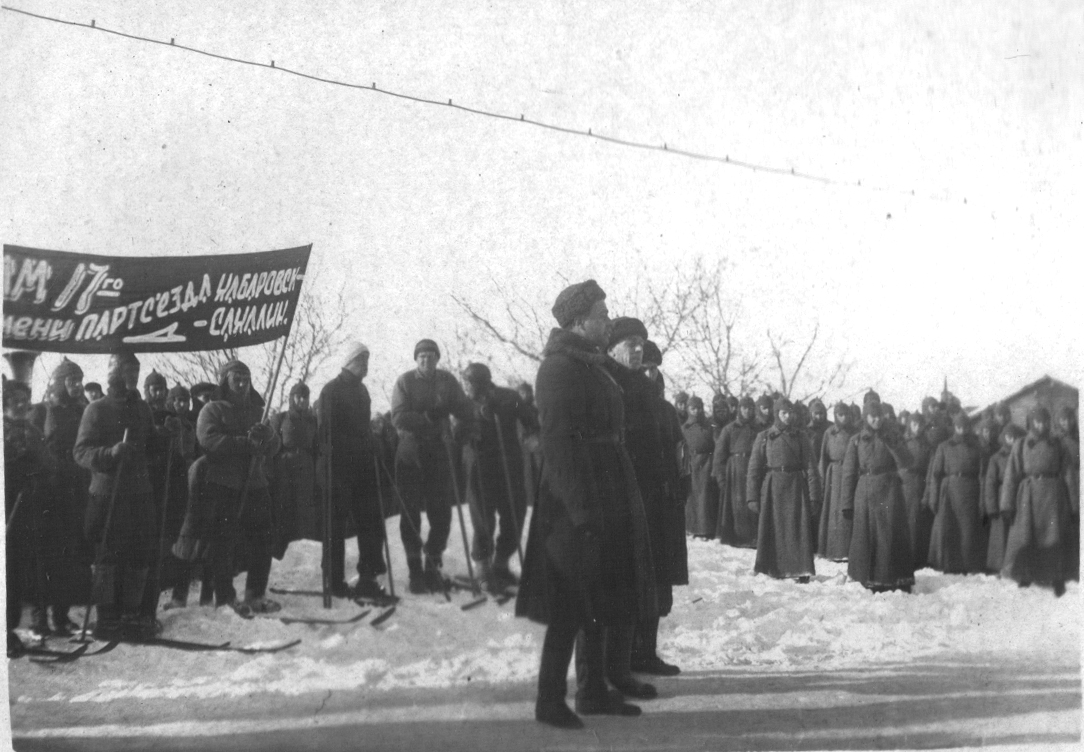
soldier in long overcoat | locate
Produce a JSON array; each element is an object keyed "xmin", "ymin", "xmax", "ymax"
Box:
[
  {"xmin": 984, "ymin": 423, "xmax": 1025, "ymax": 574},
  {"xmin": 747, "ymin": 397, "xmax": 821, "ymax": 580},
  {"xmin": 900, "ymin": 413, "xmax": 934, "ymax": 569},
  {"xmin": 818, "ymin": 402, "xmax": 855, "ymax": 561},
  {"xmin": 683, "ymin": 397, "xmax": 717, "ymax": 539},
  {"xmin": 598, "ymin": 317, "xmax": 677, "ymax": 695},
  {"xmin": 841, "ymin": 402, "xmax": 915, "ymax": 591},
  {"xmin": 73, "ymin": 352, "xmax": 159, "ymax": 639},
  {"xmin": 925, "ymin": 412, "xmax": 986, "ymax": 574},
  {"xmin": 713, "ymin": 396, "xmax": 758, "ymax": 548},
  {"xmin": 999, "ymin": 407, "xmax": 1075, "ymax": 595},
  {"xmin": 635, "ymin": 339, "xmax": 686, "ymax": 676},
  {"xmin": 516, "ymin": 281, "xmax": 654, "ymax": 728},
  {"xmin": 1055, "ymin": 407, "xmax": 1078, "ymax": 581}
]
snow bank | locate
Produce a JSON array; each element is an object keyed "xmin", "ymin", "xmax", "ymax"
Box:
[{"xmin": 8, "ymin": 517, "xmax": 1080, "ymax": 707}]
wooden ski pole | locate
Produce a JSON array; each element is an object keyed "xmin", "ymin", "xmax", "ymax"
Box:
[
  {"xmin": 492, "ymin": 416, "xmax": 526, "ymax": 570},
  {"xmin": 149, "ymin": 436, "xmax": 175, "ymax": 613},
  {"xmin": 372, "ymin": 453, "xmax": 395, "ymax": 600},
  {"xmin": 443, "ymin": 433, "xmax": 484, "ymax": 602},
  {"xmin": 77, "ymin": 428, "xmax": 128, "ymax": 644}
]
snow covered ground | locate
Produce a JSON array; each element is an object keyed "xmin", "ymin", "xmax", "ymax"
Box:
[{"xmin": 6, "ymin": 512, "xmax": 1081, "ymax": 748}]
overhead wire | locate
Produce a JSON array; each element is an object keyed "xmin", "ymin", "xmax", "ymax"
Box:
[{"xmin": 3, "ymin": 4, "xmax": 955, "ymax": 203}]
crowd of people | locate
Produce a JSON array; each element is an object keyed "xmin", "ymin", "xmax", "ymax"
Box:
[
  {"xmin": 3, "ymin": 277, "xmax": 1079, "ymax": 731},
  {"xmin": 678, "ymin": 384, "xmax": 1080, "ymax": 596}
]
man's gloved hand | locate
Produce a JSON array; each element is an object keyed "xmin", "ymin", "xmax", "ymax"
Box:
[
  {"xmin": 111, "ymin": 441, "xmax": 133, "ymax": 461},
  {"xmin": 747, "ymin": 501, "xmax": 759, "ymax": 514},
  {"xmin": 248, "ymin": 423, "xmax": 274, "ymax": 447}
]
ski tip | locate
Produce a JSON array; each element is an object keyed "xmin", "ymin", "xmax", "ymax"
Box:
[
  {"xmin": 461, "ymin": 597, "xmax": 488, "ymax": 611},
  {"xmin": 370, "ymin": 606, "xmax": 396, "ymax": 628}
]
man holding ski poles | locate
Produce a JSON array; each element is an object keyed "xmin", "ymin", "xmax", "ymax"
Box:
[
  {"xmin": 73, "ymin": 352, "xmax": 159, "ymax": 641},
  {"xmin": 460, "ymin": 362, "xmax": 538, "ymax": 593},
  {"xmin": 316, "ymin": 342, "xmax": 389, "ymax": 601},
  {"xmin": 390, "ymin": 339, "xmax": 476, "ymax": 594}
]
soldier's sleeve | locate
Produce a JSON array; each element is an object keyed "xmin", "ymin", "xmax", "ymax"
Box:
[
  {"xmin": 745, "ymin": 431, "xmax": 767, "ymax": 510},
  {"xmin": 840, "ymin": 435, "xmax": 859, "ymax": 513},
  {"xmin": 711, "ymin": 426, "xmax": 729, "ymax": 483},
  {"xmin": 999, "ymin": 440, "xmax": 1024, "ymax": 518},
  {"xmin": 73, "ymin": 404, "xmax": 120, "ymax": 473},
  {"xmin": 197, "ymin": 402, "xmax": 251, "ymax": 460},
  {"xmin": 1061, "ymin": 439, "xmax": 1079, "ymax": 515},
  {"xmin": 26, "ymin": 423, "xmax": 56, "ymax": 475},
  {"xmin": 804, "ymin": 433, "xmax": 822, "ymax": 509},
  {"xmin": 886, "ymin": 432, "xmax": 913, "ymax": 471},
  {"xmin": 982, "ymin": 453, "xmax": 1001, "ymax": 517}
]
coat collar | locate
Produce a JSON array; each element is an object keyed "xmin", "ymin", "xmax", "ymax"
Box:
[{"xmin": 543, "ymin": 327, "xmax": 607, "ymax": 367}]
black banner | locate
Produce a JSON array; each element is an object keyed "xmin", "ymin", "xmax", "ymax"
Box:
[{"xmin": 3, "ymin": 244, "xmax": 311, "ymax": 353}]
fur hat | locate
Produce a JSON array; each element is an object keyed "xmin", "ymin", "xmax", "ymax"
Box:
[
  {"xmin": 809, "ymin": 398, "xmax": 826, "ymax": 414},
  {"xmin": 688, "ymin": 396, "xmax": 704, "ymax": 410},
  {"xmin": 756, "ymin": 394, "xmax": 773, "ymax": 412},
  {"xmin": 674, "ymin": 391, "xmax": 689, "ymax": 404},
  {"xmin": 833, "ymin": 401, "xmax": 849, "ymax": 418},
  {"xmin": 607, "ymin": 317, "xmax": 648, "ymax": 350},
  {"xmin": 51, "ymin": 357, "xmax": 83, "ymax": 384},
  {"xmin": 218, "ymin": 359, "xmax": 250, "ymax": 382},
  {"xmin": 413, "ymin": 339, "xmax": 440, "ymax": 360},
  {"xmin": 739, "ymin": 395, "xmax": 756, "ymax": 411},
  {"xmin": 551, "ymin": 280, "xmax": 606, "ymax": 328},
  {"xmin": 952, "ymin": 412, "xmax": 972, "ymax": 431},
  {"xmin": 289, "ymin": 382, "xmax": 310, "ymax": 399}
]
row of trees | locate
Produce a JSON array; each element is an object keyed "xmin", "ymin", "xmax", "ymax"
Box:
[
  {"xmin": 451, "ymin": 253, "xmax": 854, "ymax": 402},
  {"xmin": 132, "ymin": 253, "xmax": 854, "ymax": 412}
]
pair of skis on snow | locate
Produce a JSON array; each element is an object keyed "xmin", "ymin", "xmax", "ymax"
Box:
[
  {"xmin": 268, "ymin": 588, "xmax": 398, "ymax": 627},
  {"xmin": 21, "ymin": 635, "xmax": 303, "ymax": 663}
]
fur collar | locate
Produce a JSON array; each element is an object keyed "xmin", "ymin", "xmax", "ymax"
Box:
[{"xmin": 543, "ymin": 327, "xmax": 607, "ymax": 367}]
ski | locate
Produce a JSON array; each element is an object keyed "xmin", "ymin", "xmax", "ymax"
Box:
[
  {"xmin": 227, "ymin": 638, "xmax": 302, "ymax": 654},
  {"xmin": 271, "ymin": 587, "xmax": 399, "ymax": 608},
  {"xmin": 133, "ymin": 638, "xmax": 233, "ymax": 652},
  {"xmin": 25, "ymin": 643, "xmax": 89, "ymax": 663},
  {"xmin": 278, "ymin": 610, "xmax": 371, "ymax": 626},
  {"xmin": 369, "ymin": 606, "xmax": 396, "ymax": 627}
]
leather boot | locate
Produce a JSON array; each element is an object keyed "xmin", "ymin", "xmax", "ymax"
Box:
[
  {"xmin": 491, "ymin": 555, "xmax": 519, "ymax": 589},
  {"xmin": 407, "ymin": 556, "xmax": 427, "ymax": 594},
  {"xmin": 607, "ymin": 625, "xmax": 657, "ymax": 699},
  {"xmin": 91, "ymin": 564, "xmax": 118, "ymax": 607}
]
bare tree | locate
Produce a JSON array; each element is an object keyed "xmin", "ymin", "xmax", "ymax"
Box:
[
  {"xmin": 448, "ymin": 252, "xmax": 851, "ymax": 404},
  {"xmin": 765, "ymin": 323, "xmax": 853, "ymax": 402}
]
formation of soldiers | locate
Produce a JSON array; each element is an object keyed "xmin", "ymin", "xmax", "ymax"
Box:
[
  {"xmin": 680, "ymin": 386, "xmax": 1080, "ymax": 596},
  {"xmin": 3, "ymin": 278, "xmax": 1079, "ymax": 732}
]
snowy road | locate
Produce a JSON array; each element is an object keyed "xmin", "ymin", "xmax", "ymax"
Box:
[
  {"xmin": 11, "ymin": 657, "xmax": 1079, "ymax": 750},
  {"xmin": 7, "ymin": 522, "xmax": 1081, "ymax": 750}
]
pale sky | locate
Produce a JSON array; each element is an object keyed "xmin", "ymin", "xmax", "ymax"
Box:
[{"xmin": 2, "ymin": 0, "xmax": 1081, "ymax": 412}]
